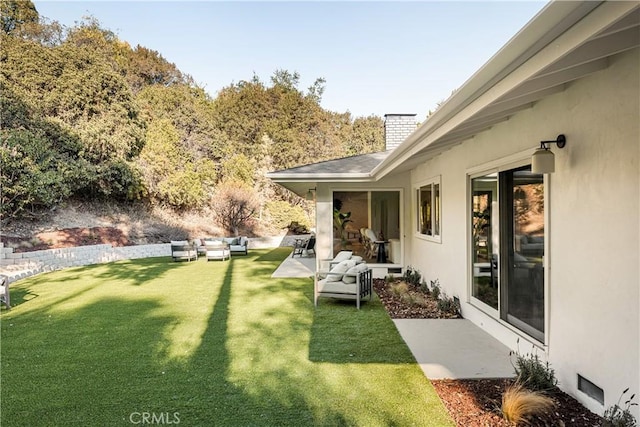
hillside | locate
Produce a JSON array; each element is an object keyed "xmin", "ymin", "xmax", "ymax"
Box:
[
  {"xmin": 1, "ymin": 8, "xmax": 385, "ymax": 227},
  {"xmin": 1, "ymin": 201, "xmax": 228, "ymax": 253}
]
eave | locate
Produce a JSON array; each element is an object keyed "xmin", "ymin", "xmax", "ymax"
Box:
[{"xmin": 373, "ymin": 1, "xmax": 640, "ymax": 177}]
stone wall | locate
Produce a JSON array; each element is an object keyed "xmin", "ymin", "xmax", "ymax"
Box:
[
  {"xmin": 0, "ymin": 233, "xmax": 295, "ymax": 284},
  {"xmin": 0, "ymin": 243, "xmax": 170, "ymax": 283}
]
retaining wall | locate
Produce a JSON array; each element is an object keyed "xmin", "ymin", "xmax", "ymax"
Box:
[
  {"xmin": 0, "ymin": 243, "xmax": 171, "ymax": 283},
  {"xmin": 0, "ymin": 233, "xmax": 295, "ymax": 284}
]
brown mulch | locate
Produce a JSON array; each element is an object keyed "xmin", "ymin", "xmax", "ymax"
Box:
[
  {"xmin": 373, "ymin": 278, "xmax": 461, "ymax": 319},
  {"xmin": 373, "ymin": 279, "xmax": 604, "ymax": 427}
]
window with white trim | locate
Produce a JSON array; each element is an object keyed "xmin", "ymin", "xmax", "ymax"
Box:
[{"xmin": 416, "ymin": 177, "xmax": 441, "ymax": 241}]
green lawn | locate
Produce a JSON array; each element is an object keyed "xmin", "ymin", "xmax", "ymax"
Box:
[{"xmin": 1, "ymin": 248, "xmax": 453, "ymax": 426}]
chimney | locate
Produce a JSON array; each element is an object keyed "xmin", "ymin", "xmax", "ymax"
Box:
[{"xmin": 384, "ymin": 113, "xmax": 417, "ymax": 151}]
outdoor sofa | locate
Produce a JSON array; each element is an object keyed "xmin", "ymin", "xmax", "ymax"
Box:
[{"xmin": 194, "ymin": 237, "xmax": 248, "ymax": 256}]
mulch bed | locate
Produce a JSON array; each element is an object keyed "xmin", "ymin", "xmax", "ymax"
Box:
[{"xmin": 373, "ymin": 279, "xmax": 604, "ymax": 427}]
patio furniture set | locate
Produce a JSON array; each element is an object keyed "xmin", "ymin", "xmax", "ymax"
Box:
[{"xmin": 170, "ymin": 237, "xmax": 248, "ymax": 262}]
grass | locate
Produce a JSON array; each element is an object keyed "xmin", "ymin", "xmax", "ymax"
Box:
[{"xmin": 1, "ymin": 248, "xmax": 453, "ymax": 426}]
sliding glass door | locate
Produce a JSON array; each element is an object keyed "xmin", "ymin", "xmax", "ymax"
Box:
[
  {"xmin": 333, "ymin": 190, "xmax": 401, "ymax": 263},
  {"xmin": 471, "ymin": 166, "xmax": 545, "ymax": 342}
]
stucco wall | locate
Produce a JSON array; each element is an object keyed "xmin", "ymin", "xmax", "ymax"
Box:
[{"xmin": 408, "ymin": 48, "xmax": 639, "ymax": 416}]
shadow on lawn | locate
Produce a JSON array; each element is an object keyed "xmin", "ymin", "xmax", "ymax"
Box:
[
  {"xmin": 1, "ymin": 249, "xmax": 359, "ymax": 425},
  {"xmin": 308, "ymin": 295, "xmax": 418, "ymax": 365},
  {"xmin": 92, "ymin": 256, "xmax": 191, "ymax": 286},
  {"xmin": 177, "ymin": 248, "xmax": 352, "ymax": 425}
]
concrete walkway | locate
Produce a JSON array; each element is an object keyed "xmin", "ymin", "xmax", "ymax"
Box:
[
  {"xmin": 271, "ymin": 252, "xmax": 316, "ymax": 278},
  {"xmin": 272, "ymin": 253, "xmax": 514, "ymax": 380},
  {"xmin": 394, "ymin": 319, "xmax": 514, "ymax": 379}
]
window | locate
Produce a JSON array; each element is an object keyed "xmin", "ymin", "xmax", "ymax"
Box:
[
  {"xmin": 417, "ymin": 177, "xmax": 441, "ymax": 241},
  {"xmin": 470, "ymin": 165, "xmax": 545, "ymax": 342}
]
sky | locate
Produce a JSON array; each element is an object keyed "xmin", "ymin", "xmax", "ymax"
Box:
[{"xmin": 33, "ymin": 1, "xmax": 548, "ymax": 119}]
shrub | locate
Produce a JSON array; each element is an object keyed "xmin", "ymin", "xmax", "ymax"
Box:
[
  {"xmin": 430, "ymin": 279, "xmax": 441, "ymax": 300},
  {"xmin": 264, "ymin": 200, "xmax": 311, "ymax": 232},
  {"xmin": 390, "ymin": 281, "xmax": 409, "ymax": 298},
  {"xmin": 510, "ymin": 342, "xmax": 558, "ymax": 393},
  {"xmin": 419, "ymin": 280, "xmax": 430, "ymax": 294},
  {"xmin": 501, "ymin": 382, "xmax": 555, "ymax": 425},
  {"xmin": 390, "ymin": 282, "xmax": 428, "ymax": 307},
  {"xmin": 211, "ymin": 181, "xmax": 260, "ymax": 236},
  {"xmin": 402, "ymin": 266, "xmax": 422, "ymax": 287},
  {"xmin": 436, "ymin": 293, "xmax": 454, "ymax": 313},
  {"xmin": 603, "ymin": 388, "xmax": 638, "ymax": 427},
  {"xmin": 434, "ymin": 290, "xmax": 460, "ymax": 317}
]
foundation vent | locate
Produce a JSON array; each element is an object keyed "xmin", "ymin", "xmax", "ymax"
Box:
[{"xmin": 578, "ymin": 374, "xmax": 604, "ymax": 405}]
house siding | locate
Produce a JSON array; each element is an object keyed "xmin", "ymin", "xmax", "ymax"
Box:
[{"xmin": 408, "ymin": 48, "xmax": 639, "ymax": 416}]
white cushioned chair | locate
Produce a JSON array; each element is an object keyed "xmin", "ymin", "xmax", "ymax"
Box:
[
  {"xmin": 204, "ymin": 240, "xmax": 231, "ymax": 261},
  {"xmin": 1, "ymin": 275, "xmax": 10, "ymax": 310},
  {"xmin": 314, "ymin": 260, "xmax": 372, "ymax": 309},
  {"xmin": 170, "ymin": 240, "xmax": 198, "ymax": 262},
  {"xmin": 320, "ymin": 250, "xmax": 364, "ymax": 270}
]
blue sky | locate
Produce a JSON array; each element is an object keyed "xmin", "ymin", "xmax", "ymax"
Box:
[{"xmin": 33, "ymin": 1, "xmax": 547, "ymax": 119}]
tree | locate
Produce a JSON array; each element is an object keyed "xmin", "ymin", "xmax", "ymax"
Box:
[
  {"xmin": 0, "ymin": 85, "xmax": 88, "ymax": 220},
  {"xmin": 119, "ymin": 44, "xmax": 188, "ymax": 93},
  {"xmin": 211, "ymin": 181, "xmax": 260, "ymax": 236},
  {"xmin": 347, "ymin": 115, "xmax": 385, "ymax": 155},
  {"xmin": 220, "ymin": 154, "xmax": 255, "ymax": 187},
  {"xmin": 1, "ymin": 0, "xmax": 38, "ymax": 35}
]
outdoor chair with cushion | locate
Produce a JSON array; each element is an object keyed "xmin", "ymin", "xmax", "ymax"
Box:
[
  {"xmin": 170, "ymin": 240, "xmax": 198, "ymax": 262},
  {"xmin": 320, "ymin": 250, "xmax": 364, "ymax": 270},
  {"xmin": 292, "ymin": 236, "xmax": 316, "ymax": 258},
  {"xmin": 314, "ymin": 260, "xmax": 372, "ymax": 309},
  {"xmin": 204, "ymin": 240, "xmax": 231, "ymax": 261},
  {"xmin": 0, "ymin": 275, "xmax": 10, "ymax": 310},
  {"xmin": 222, "ymin": 237, "xmax": 249, "ymax": 255}
]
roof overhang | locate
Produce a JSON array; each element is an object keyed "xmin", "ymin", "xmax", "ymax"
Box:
[
  {"xmin": 266, "ymin": 151, "xmax": 391, "ymax": 196},
  {"xmin": 267, "ymin": 1, "xmax": 639, "ymax": 195},
  {"xmin": 374, "ymin": 1, "xmax": 640, "ymax": 177}
]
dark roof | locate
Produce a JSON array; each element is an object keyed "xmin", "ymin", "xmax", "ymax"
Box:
[{"xmin": 267, "ymin": 150, "xmax": 391, "ymax": 178}]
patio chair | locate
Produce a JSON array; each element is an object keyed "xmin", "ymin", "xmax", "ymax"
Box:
[
  {"xmin": 170, "ymin": 240, "xmax": 198, "ymax": 262},
  {"xmin": 314, "ymin": 261, "xmax": 372, "ymax": 309},
  {"xmin": 361, "ymin": 228, "xmax": 380, "ymax": 260},
  {"xmin": 0, "ymin": 275, "xmax": 10, "ymax": 310},
  {"xmin": 204, "ymin": 240, "xmax": 231, "ymax": 261},
  {"xmin": 319, "ymin": 250, "xmax": 364, "ymax": 270},
  {"xmin": 292, "ymin": 236, "xmax": 316, "ymax": 257}
]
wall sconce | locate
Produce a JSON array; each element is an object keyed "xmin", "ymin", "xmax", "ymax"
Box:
[
  {"xmin": 305, "ymin": 188, "xmax": 316, "ymax": 200},
  {"xmin": 532, "ymin": 134, "xmax": 566, "ymax": 174}
]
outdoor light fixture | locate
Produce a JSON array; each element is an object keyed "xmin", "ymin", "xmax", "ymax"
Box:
[
  {"xmin": 532, "ymin": 134, "xmax": 566, "ymax": 174},
  {"xmin": 305, "ymin": 188, "xmax": 316, "ymax": 200}
]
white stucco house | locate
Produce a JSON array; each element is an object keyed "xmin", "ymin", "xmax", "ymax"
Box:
[{"xmin": 267, "ymin": 1, "xmax": 639, "ymax": 418}]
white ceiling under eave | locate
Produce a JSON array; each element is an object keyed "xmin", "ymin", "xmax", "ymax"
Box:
[{"xmin": 374, "ymin": 1, "xmax": 640, "ymax": 178}]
